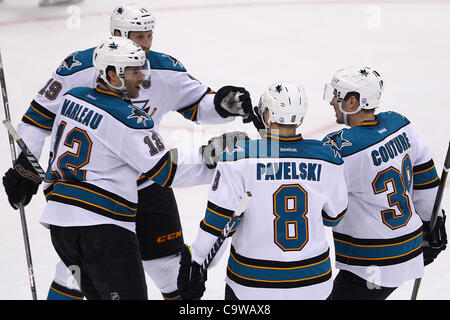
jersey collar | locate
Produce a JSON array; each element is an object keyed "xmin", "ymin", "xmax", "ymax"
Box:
[
  {"xmin": 95, "ymin": 85, "xmax": 122, "ymax": 99},
  {"xmin": 357, "ymin": 116, "xmax": 380, "ymax": 127},
  {"xmin": 263, "ymin": 132, "xmax": 303, "ymax": 141}
]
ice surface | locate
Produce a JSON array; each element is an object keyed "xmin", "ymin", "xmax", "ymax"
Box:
[{"xmin": 0, "ymin": 0, "xmax": 449, "ymax": 300}]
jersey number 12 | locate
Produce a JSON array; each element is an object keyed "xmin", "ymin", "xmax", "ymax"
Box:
[{"xmin": 46, "ymin": 121, "xmax": 92, "ymax": 182}]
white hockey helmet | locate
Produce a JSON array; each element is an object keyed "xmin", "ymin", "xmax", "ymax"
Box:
[
  {"xmin": 93, "ymin": 36, "xmax": 149, "ymax": 92},
  {"xmin": 324, "ymin": 66, "xmax": 384, "ymax": 110},
  {"xmin": 258, "ymin": 81, "xmax": 308, "ymax": 129},
  {"xmin": 110, "ymin": 4, "xmax": 155, "ymax": 38}
]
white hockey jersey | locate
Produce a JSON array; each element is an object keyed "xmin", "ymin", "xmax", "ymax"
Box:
[
  {"xmin": 40, "ymin": 85, "xmax": 212, "ymax": 233},
  {"xmin": 322, "ymin": 111, "xmax": 440, "ymax": 287},
  {"xmin": 190, "ymin": 133, "xmax": 348, "ymax": 300},
  {"xmin": 18, "ymin": 47, "xmax": 231, "ymax": 190}
]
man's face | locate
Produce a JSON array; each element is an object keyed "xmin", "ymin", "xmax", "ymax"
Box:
[
  {"xmin": 128, "ymin": 31, "xmax": 153, "ymax": 54},
  {"xmin": 124, "ymin": 66, "xmax": 145, "ymax": 98},
  {"xmin": 329, "ymin": 89, "xmax": 345, "ymax": 124}
]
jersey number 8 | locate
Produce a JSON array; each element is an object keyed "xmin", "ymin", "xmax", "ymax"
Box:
[{"xmin": 272, "ymin": 184, "xmax": 309, "ymax": 251}]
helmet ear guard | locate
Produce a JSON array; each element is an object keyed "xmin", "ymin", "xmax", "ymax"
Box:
[{"xmin": 258, "ymin": 81, "xmax": 308, "ymax": 129}]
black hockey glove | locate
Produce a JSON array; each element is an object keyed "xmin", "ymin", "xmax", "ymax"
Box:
[
  {"xmin": 243, "ymin": 106, "xmax": 266, "ymax": 131},
  {"xmin": 214, "ymin": 86, "xmax": 252, "ymax": 118},
  {"xmin": 2, "ymin": 152, "xmax": 42, "ymax": 210},
  {"xmin": 177, "ymin": 244, "xmax": 207, "ymax": 300},
  {"xmin": 422, "ymin": 210, "xmax": 447, "ymax": 266},
  {"xmin": 201, "ymin": 131, "xmax": 249, "ymax": 169}
]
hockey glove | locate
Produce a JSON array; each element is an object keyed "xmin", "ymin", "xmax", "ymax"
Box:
[
  {"xmin": 177, "ymin": 244, "xmax": 207, "ymax": 300},
  {"xmin": 202, "ymin": 131, "xmax": 249, "ymax": 169},
  {"xmin": 214, "ymin": 86, "xmax": 252, "ymax": 118},
  {"xmin": 2, "ymin": 152, "xmax": 42, "ymax": 210},
  {"xmin": 422, "ymin": 210, "xmax": 447, "ymax": 266},
  {"xmin": 243, "ymin": 106, "xmax": 266, "ymax": 131}
]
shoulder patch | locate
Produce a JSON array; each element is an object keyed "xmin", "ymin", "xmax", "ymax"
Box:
[
  {"xmin": 322, "ymin": 130, "xmax": 352, "ymax": 157},
  {"xmin": 56, "ymin": 47, "xmax": 95, "ymax": 76},
  {"xmin": 147, "ymin": 50, "xmax": 187, "ymax": 72},
  {"xmin": 126, "ymin": 104, "xmax": 153, "ymax": 127}
]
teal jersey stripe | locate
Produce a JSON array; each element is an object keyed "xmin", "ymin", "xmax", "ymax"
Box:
[
  {"xmin": 333, "ymin": 228, "xmax": 423, "ymax": 266},
  {"xmin": 413, "ymin": 166, "xmax": 439, "ymax": 187},
  {"xmin": 227, "ymin": 247, "xmax": 332, "ymax": 288},
  {"xmin": 46, "ymin": 181, "xmax": 137, "ymax": 222},
  {"xmin": 22, "ymin": 101, "xmax": 55, "ymax": 130},
  {"xmin": 201, "ymin": 205, "xmax": 240, "ymax": 235},
  {"xmin": 178, "ymin": 104, "xmax": 198, "ymax": 121},
  {"xmin": 322, "ymin": 208, "xmax": 347, "ymax": 227},
  {"xmin": 146, "ymin": 150, "xmax": 176, "ymax": 187}
]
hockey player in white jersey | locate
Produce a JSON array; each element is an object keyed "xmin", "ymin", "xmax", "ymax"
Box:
[
  {"xmin": 177, "ymin": 81, "xmax": 348, "ymax": 300},
  {"xmin": 322, "ymin": 67, "xmax": 447, "ymax": 299},
  {"xmin": 40, "ymin": 36, "xmax": 219, "ymax": 299},
  {"xmin": 2, "ymin": 4, "xmax": 253, "ymax": 300}
]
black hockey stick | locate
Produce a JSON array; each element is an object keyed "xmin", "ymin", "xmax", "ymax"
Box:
[
  {"xmin": 411, "ymin": 141, "xmax": 450, "ymax": 300},
  {"xmin": 3, "ymin": 120, "xmax": 45, "ymax": 181},
  {"xmin": 200, "ymin": 191, "xmax": 252, "ymax": 275},
  {"xmin": 0, "ymin": 50, "xmax": 38, "ymax": 300}
]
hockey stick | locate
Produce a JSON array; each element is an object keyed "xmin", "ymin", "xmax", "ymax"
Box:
[
  {"xmin": 3, "ymin": 120, "xmax": 45, "ymax": 181},
  {"xmin": 411, "ymin": 141, "xmax": 450, "ymax": 300},
  {"xmin": 0, "ymin": 51, "xmax": 38, "ymax": 300},
  {"xmin": 200, "ymin": 191, "xmax": 252, "ymax": 275}
]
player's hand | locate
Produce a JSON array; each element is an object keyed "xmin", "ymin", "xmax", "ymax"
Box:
[
  {"xmin": 177, "ymin": 244, "xmax": 207, "ymax": 300},
  {"xmin": 2, "ymin": 152, "xmax": 42, "ymax": 210},
  {"xmin": 422, "ymin": 210, "xmax": 447, "ymax": 266},
  {"xmin": 201, "ymin": 131, "xmax": 249, "ymax": 169},
  {"xmin": 243, "ymin": 106, "xmax": 266, "ymax": 131},
  {"xmin": 214, "ymin": 86, "xmax": 252, "ymax": 118}
]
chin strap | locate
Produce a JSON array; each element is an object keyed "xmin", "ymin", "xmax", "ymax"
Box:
[
  {"xmin": 106, "ymin": 77, "xmax": 130, "ymax": 99},
  {"xmin": 338, "ymin": 102, "xmax": 362, "ymax": 126}
]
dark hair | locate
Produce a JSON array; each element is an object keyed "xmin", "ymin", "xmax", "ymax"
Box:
[
  {"xmin": 344, "ymin": 91, "xmax": 360, "ymax": 101},
  {"xmin": 96, "ymin": 66, "xmax": 116, "ymax": 84}
]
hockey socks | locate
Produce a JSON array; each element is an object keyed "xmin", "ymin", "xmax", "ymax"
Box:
[{"xmin": 47, "ymin": 281, "xmax": 84, "ymax": 300}]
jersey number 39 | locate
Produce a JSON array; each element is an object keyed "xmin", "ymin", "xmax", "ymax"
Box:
[{"xmin": 372, "ymin": 154, "xmax": 413, "ymax": 230}]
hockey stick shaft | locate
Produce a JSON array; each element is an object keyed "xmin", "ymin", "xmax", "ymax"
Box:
[
  {"xmin": 0, "ymin": 50, "xmax": 38, "ymax": 300},
  {"xmin": 411, "ymin": 141, "xmax": 450, "ymax": 300},
  {"xmin": 201, "ymin": 191, "xmax": 252, "ymax": 274}
]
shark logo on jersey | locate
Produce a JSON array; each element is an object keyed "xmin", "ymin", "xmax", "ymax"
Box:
[
  {"xmin": 58, "ymin": 52, "xmax": 82, "ymax": 72},
  {"xmin": 162, "ymin": 54, "xmax": 184, "ymax": 69},
  {"xmin": 108, "ymin": 42, "xmax": 119, "ymax": 50},
  {"xmin": 323, "ymin": 130, "xmax": 352, "ymax": 157},
  {"xmin": 127, "ymin": 105, "xmax": 151, "ymax": 125}
]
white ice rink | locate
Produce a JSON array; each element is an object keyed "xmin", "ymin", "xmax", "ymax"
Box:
[{"xmin": 0, "ymin": 0, "xmax": 449, "ymax": 300}]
